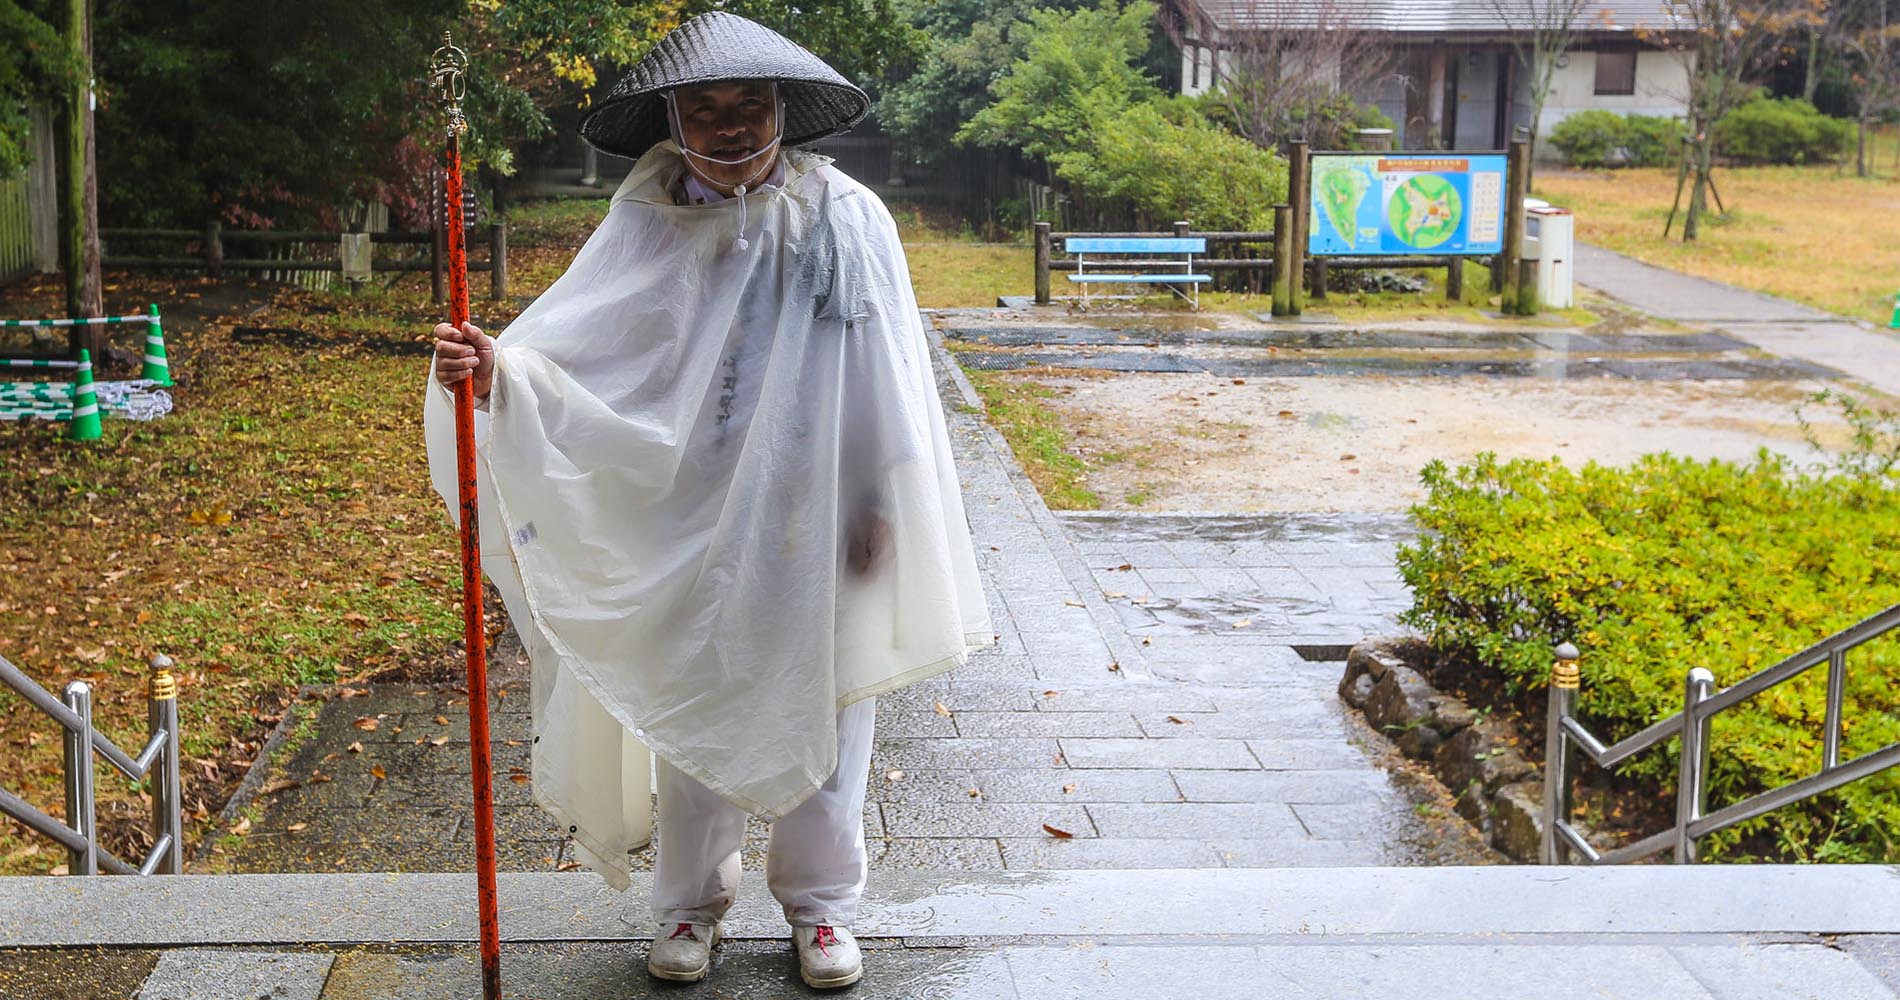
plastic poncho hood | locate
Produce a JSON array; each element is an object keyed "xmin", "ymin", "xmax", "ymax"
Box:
[{"xmin": 423, "ymin": 143, "xmax": 991, "ymax": 889}]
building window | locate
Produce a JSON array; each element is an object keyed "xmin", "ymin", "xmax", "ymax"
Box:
[{"xmin": 1594, "ymin": 51, "xmax": 1636, "ymax": 96}]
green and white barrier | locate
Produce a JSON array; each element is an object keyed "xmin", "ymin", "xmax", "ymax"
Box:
[{"xmin": 0, "ymin": 304, "xmax": 172, "ymax": 385}]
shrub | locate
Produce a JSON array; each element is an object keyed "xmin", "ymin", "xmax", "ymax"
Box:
[
  {"xmin": 1396, "ymin": 450, "xmax": 1900, "ymax": 862},
  {"xmin": 1714, "ymin": 98, "xmax": 1852, "ymax": 164},
  {"xmin": 1059, "ymin": 97, "xmax": 1287, "ymax": 231},
  {"xmin": 1547, "ymin": 110, "xmax": 1683, "ymax": 167}
]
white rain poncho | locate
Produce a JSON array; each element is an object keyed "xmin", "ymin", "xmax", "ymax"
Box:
[{"xmin": 422, "ymin": 142, "xmax": 991, "ymax": 890}]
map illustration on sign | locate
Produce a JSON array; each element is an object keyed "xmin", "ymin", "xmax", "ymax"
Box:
[{"xmin": 1308, "ymin": 154, "xmax": 1505, "ymax": 257}]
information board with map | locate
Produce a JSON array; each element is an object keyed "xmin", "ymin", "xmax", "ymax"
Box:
[{"xmin": 1307, "ymin": 154, "xmax": 1506, "ymax": 256}]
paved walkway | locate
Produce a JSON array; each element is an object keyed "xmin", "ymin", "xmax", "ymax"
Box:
[
  {"xmin": 1575, "ymin": 242, "xmax": 1900, "ymax": 398},
  {"xmin": 215, "ymin": 325, "xmax": 1487, "ymax": 879},
  {"xmin": 5, "ymin": 867, "xmax": 1899, "ymax": 998}
]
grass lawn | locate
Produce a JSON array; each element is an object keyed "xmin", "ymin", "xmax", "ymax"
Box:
[
  {"xmin": 1535, "ymin": 124, "xmax": 1900, "ymax": 326},
  {"xmin": 0, "ymin": 228, "xmax": 585, "ymax": 873}
]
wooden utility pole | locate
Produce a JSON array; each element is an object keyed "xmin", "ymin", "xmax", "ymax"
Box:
[
  {"xmin": 1286, "ymin": 141, "xmax": 1309, "ymax": 315},
  {"xmin": 58, "ymin": 0, "xmax": 103, "ymax": 358},
  {"xmin": 1501, "ymin": 139, "xmax": 1531, "ymax": 315}
]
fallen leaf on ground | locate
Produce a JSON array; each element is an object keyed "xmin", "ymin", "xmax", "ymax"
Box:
[
  {"xmin": 967, "ymin": 788, "xmax": 981, "ymax": 798},
  {"xmin": 347, "ymin": 742, "xmax": 364, "ymax": 754},
  {"xmin": 1108, "ymin": 661, "xmax": 1121, "ymax": 672},
  {"xmin": 933, "ymin": 702, "xmax": 952, "ymax": 717},
  {"xmin": 1042, "ymin": 690, "xmax": 1061, "ymax": 699},
  {"xmin": 257, "ymin": 778, "xmax": 300, "ymax": 796},
  {"xmin": 429, "ymin": 736, "xmax": 450, "ymax": 747},
  {"xmin": 434, "ymin": 715, "xmax": 449, "ymax": 725},
  {"xmin": 352, "ymin": 716, "xmax": 379, "ymax": 731},
  {"xmin": 370, "ymin": 765, "xmax": 387, "ymax": 780},
  {"xmin": 1167, "ymin": 716, "xmax": 1192, "ymax": 725},
  {"xmin": 1232, "ymin": 619, "xmax": 1252, "ymax": 628},
  {"xmin": 1042, "ymin": 824, "xmax": 1075, "ymax": 840},
  {"xmin": 1064, "ymin": 599, "xmax": 1084, "ymax": 608},
  {"xmin": 509, "ymin": 773, "xmax": 530, "ymax": 784},
  {"xmin": 1062, "ymin": 783, "xmax": 1077, "ymax": 794},
  {"xmin": 286, "ymin": 822, "xmax": 307, "ymax": 833},
  {"xmin": 230, "ymin": 817, "xmax": 251, "ymax": 836},
  {"xmin": 1110, "ymin": 563, "xmax": 1133, "ymax": 572},
  {"xmin": 885, "ymin": 769, "xmax": 905, "ymax": 782}
]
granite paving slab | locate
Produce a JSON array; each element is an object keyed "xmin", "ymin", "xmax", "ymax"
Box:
[
  {"xmin": 13, "ymin": 868, "xmax": 1900, "ymax": 948},
  {"xmin": 135, "ymin": 951, "xmax": 333, "ymax": 1000}
]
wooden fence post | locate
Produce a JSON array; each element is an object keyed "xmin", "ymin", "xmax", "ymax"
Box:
[
  {"xmin": 489, "ymin": 222, "xmax": 508, "ymax": 300},
  {"xmin": 1034, "ymin": 221, "xmax": 1051, "ymax": 305},
  {"xmin": 1271, "ymin": 203, "xmax": 1293, "ymax": 317},
  {"xmin": 1173, "ymin": 220, "xmax": 1191, "ymax": 299},
  {"xmin": 1287, "ymin": 140, "xmax": 1308, "ymax": 315},
  {"xmin": 1503, "ymin": 139, "xmax": 1529, "ymax": 315},
  {"xmin": 203, "ymin": 220, "xmax": 223, "ymax": 279},
  {"xmin": 1312, "ymin": 258, "xmax": 1329, "ymax": 301},
  {"xmin": 1445, "ymin": 256, "xmax": 1463, "ymax": 302}
]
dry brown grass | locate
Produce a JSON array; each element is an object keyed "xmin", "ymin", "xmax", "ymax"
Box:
[{"xmin": 1536, "ymin": 125, "xmax": 1900, "ymax": 325}]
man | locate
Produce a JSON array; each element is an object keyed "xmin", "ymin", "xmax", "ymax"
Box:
[{"xmin": 423, "ymin": 12, "xmax": 990, "ymax": 989}]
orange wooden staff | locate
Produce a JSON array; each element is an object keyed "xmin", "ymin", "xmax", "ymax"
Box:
[{"xmin": 430, "ymin": 30, "xmax": 502, "ymax": 1000}]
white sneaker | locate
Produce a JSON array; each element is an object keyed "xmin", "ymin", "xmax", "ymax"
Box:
[
  {"xmin": 793, "ymin": 924, "xmax": 863, "ymax": 989},
  {"xmin": 648, "ymin": 920, "xmax": 721, "ymax": 982}
]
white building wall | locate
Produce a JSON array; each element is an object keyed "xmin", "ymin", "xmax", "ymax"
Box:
[{"xmin": 1534, "ymin": 50, "xmax": 1688, "ymax": 135}]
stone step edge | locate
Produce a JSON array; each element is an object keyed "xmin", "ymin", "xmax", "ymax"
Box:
[{"xmin": 7, "ymin": 866, "xmax": 1899, "ymax": 949}]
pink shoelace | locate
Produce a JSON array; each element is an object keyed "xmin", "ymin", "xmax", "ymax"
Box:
[
  {"xmin": 669, "ymin": 922, "xmax": 699, "ymax": 941},
  {"xmin": 812, "ymin": 925, "xmax": 839, "ymax": 956}
]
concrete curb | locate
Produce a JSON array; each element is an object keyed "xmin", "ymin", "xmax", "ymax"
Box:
[
  {"xmin": 927, "ymin": 322, "xmax": 1153, "ymax": 681},
  {"xmin": 9, "ymin": 867, "xmax": 1900, "ymax": 948}
]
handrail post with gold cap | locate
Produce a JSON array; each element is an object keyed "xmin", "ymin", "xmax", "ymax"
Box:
[
  {"xmin": 1541, "ymin": 642, "xmax": 1581, "ymax": 864},
  {"xmin": 147, "ymin": 654, "xmax": 183, "ymax": 874}
]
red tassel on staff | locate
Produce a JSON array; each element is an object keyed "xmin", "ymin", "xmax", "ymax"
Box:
[{"xmin": 430, "ymin": 31, "xmax": 503, "ymax": 1000}]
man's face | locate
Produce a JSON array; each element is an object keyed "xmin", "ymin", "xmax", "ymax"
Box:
[{"xmin": 671, "ymin": 82, "xmax": 778, "ymax": 192}]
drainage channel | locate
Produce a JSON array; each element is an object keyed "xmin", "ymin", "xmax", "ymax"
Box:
[{"xmin": 955, "ymin": 350, "xmax": 1838, "ymax": 381}]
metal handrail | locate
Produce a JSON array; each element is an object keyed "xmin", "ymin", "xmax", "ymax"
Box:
[
  {"xmin": 1542, "ymin": 602, "xmax": 1900, "ymax": 864},
  {"xmin": 0, "ymin": 652, "xmax": 184, "ymax": 875}
]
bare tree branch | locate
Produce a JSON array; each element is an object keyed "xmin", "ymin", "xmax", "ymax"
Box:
[{"xmin": 1163, "ymin": 0, "xmax": 1396, "ymax": 149}]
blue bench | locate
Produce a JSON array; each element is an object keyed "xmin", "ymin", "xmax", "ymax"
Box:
[{"xmin": 1065, "ymin": 237, "xmax": 1213, "ymax": 307}]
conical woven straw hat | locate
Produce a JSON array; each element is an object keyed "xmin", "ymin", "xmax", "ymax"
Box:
[{"xmin": 579, "ymin": 12, "xmax": 869, "ymax": 159}]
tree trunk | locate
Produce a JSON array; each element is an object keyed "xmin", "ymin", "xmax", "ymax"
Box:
[
  {"xmin": 1803, "ymin": 29, "xmax": 1822, "ymax": 105},
  {"xmin": 1683, "ymin": 135, "xmax": 1714, "ymax": 242},
  {"xmin": 1858, "ymin": 113, "xmax": 1868, "ymax": 178}
]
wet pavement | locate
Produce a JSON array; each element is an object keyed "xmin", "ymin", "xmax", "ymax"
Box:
[
  {"xmin": 1573, "ymin": 242, "xmax": 1900, "ymax": 398},
  {"xmin": 214, "ymin": 326, "xmax": 1490, "ymax": 882},
  {"xmin": 8, "ymin": 867, "xmax": 1900, "ymax": 998}
]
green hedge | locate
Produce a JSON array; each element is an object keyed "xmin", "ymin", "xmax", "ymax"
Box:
[
  {"xmin": 1547, "ymin": 110, "xmax": 1684, "ymax": 168},
  {"xmin": 1396, "ymin": 451, "xmax": 1900, "ymax": 862},
  {"xmin": 1713, "ymin": 97, "xmax": 1852, "ymax": 164}
]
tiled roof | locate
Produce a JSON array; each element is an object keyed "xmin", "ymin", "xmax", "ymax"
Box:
[{"xmin": 1184, "ymin": 0, "xmax": 1681, "ymax": 35}]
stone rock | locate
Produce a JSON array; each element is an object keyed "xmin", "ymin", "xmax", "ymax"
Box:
[
  {"xmin": 1433, "ymin": 724, "xmax": 1536, "ymax": 799},
  {"xmin": 1337, "ymin": 638, "xmax": 1408, "ymax": 705},
  {"xmin": 1455, "ymin": 779, "xmax": 1492, "ymax": 836},
  {"xmin": 1393, "ymin": 719, "xmax": 1444, "ymax": 760},
  {"xmin": 1362, "ymin": 665, "xmax": 1463, "ymax": 759},
  {"xmin": 1343, "ymin": 671, "xmax": 1375, "ymax": 708},
  {"xmin": 1489, "ymin": 780, "xmax": 1546, "ymax": 863},
  {"xmin": 1434, "ymin": 695, "xmax": 1479, "ymax": 734}
]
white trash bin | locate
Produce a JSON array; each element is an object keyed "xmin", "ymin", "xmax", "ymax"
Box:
[{"xmin": 1524, "ymin": 205, "xmax": 1575, "ymax": 309}]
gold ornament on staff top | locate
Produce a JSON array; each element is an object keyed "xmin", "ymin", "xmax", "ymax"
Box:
[{"xmin": 429, "ymin": 31, "xmax": 469, "ymax": 137}]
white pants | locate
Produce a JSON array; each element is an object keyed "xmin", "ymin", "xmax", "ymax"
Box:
[{"xmin": 652, "ymin": 698, "xmax": 876, "ymax": 928}]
